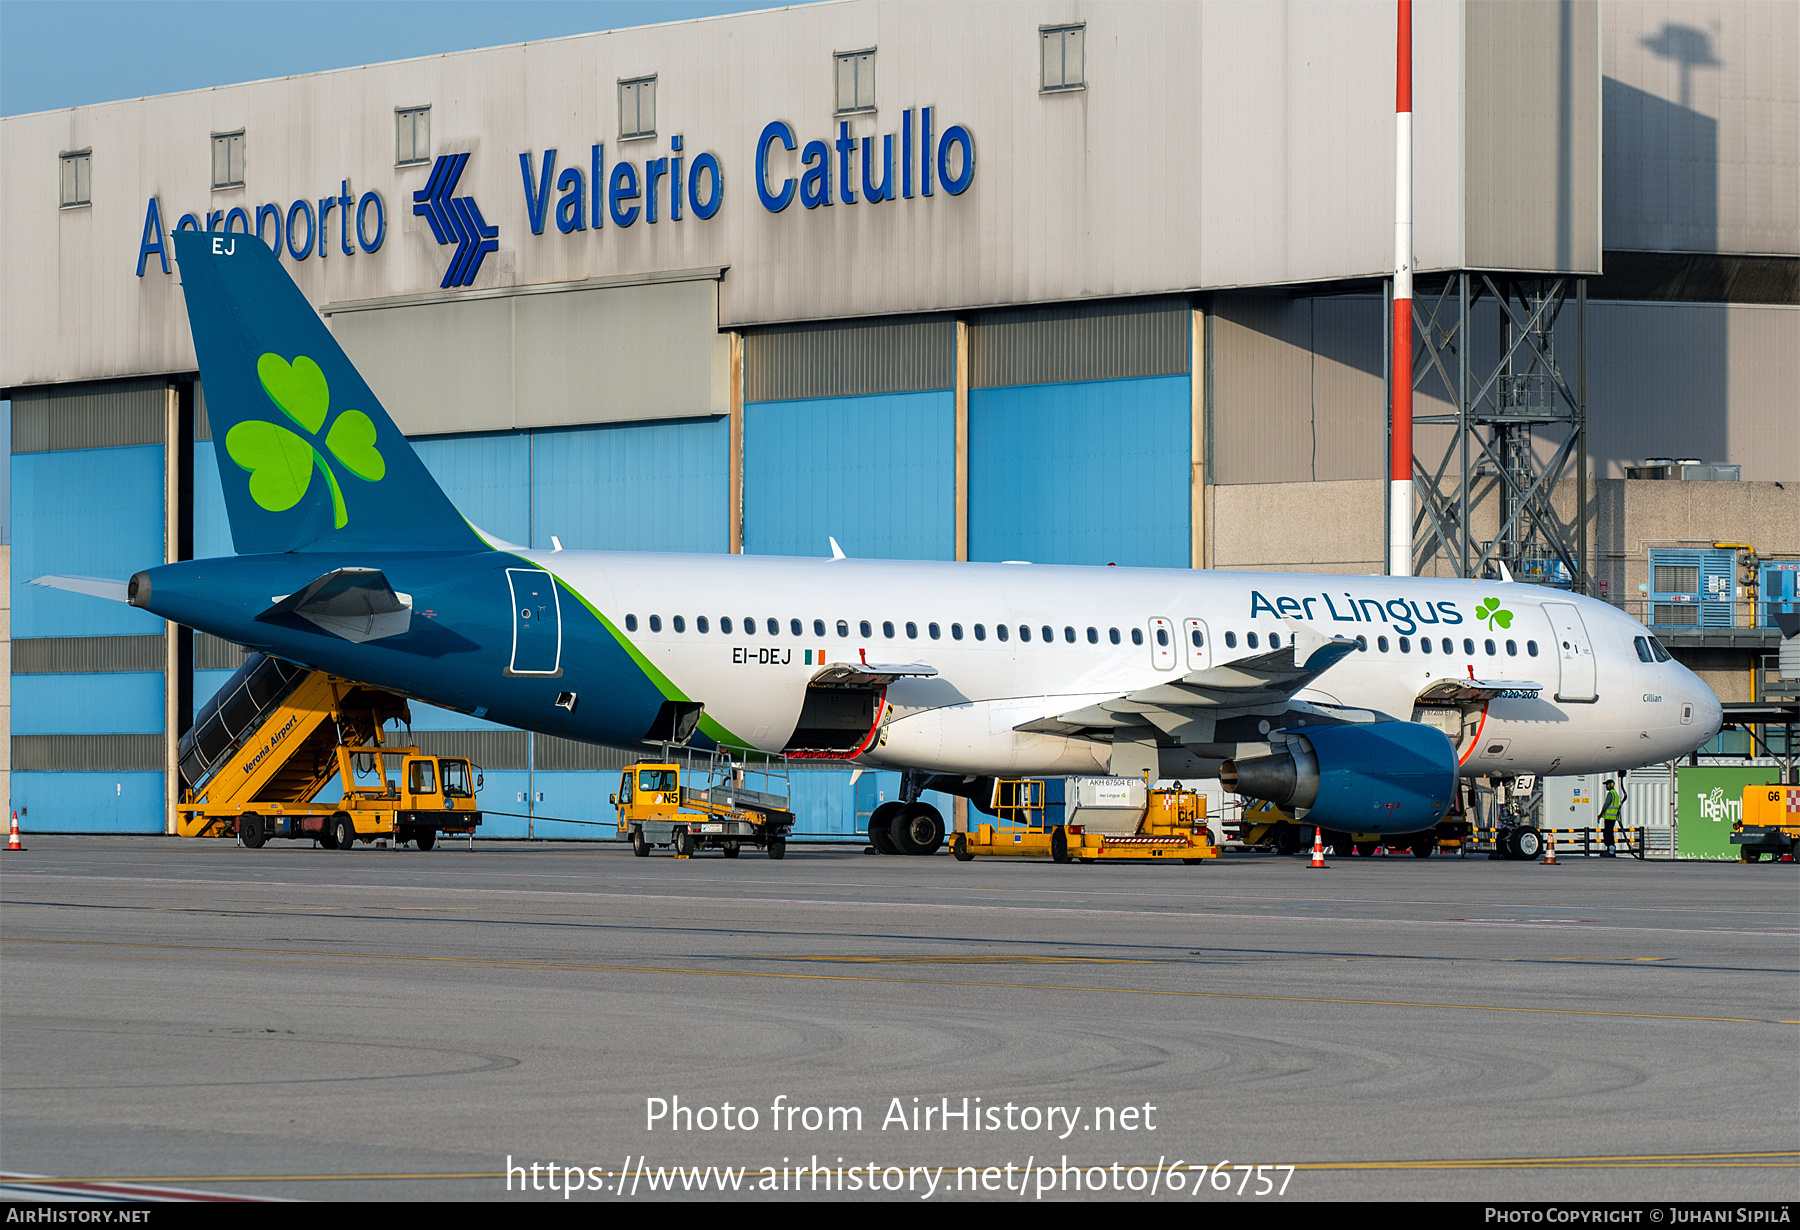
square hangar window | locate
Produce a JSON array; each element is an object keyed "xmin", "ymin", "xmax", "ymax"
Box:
[
  {"xmin": 1041, "ymin": 24, "xmax": 1085, "ymax": 92},
  {"xmin": 396, "ymin": 106, "xmax": 431, "ymax": 165},
  {"xmin": 212, "ymin": 131, "xmax": 245, "ymax": 189},
  {"xmin": 835, "ymin": 50, "xmax": 875, "ymax": 114},
  {"xmin": 619, "ymin": 77, "xmax": 656, "ymax": 140},
  {"xmin": 60, "ymin": 150, "xmax": 92, "ymax": 207}
]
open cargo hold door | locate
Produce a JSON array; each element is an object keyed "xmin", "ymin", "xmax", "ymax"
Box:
[
  {"xmin": 1410, "ymin": 676, "xmax": 1544, "ymax": 766},
  {"xmin": 785, "ymin": 659, "xmax": 937, "ymax": 758}
]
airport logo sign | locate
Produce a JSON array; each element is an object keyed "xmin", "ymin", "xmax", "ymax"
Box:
[
  {"xmin": 136, "ymin": 182, "xmax": 387, "ymax": 277},
  {"xmin": 412, "ymin": 154, "xmax": 498, "ymax": 288}
]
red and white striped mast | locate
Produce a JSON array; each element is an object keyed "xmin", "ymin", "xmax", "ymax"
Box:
[{"xmin": 1388, "ymin": 0, "xmax": 1414, "ymax": 577}]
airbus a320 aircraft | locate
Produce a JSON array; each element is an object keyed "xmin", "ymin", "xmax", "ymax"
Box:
[{"xmin": 37, "ymin": 232, "xmax": 1722, "ymax": 854}]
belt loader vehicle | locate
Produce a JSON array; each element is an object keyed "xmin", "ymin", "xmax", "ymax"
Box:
[
  {"xmin": 613, "ymin": 745, "xmax": 796, "ymax": 859},
  {"xmin": 950, "ymin": 776, "xmax": 1217, "ymax": 864},
  {"xmin": 175, "ymin": 652, "xmax": 483, "ymax": 850}
]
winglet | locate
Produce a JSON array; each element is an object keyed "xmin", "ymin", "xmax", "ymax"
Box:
[{"xmin": 829, "ymin": 537, "xmax": 847, "ymax": 560}]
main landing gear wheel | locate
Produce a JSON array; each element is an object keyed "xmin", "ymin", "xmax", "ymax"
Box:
[
  {"xmin": 330, "ymin": 812, "xmax": 356, "ymax": 852},
  {"xmin": 867, "ymin": 802, "xmax": 904, "ymax": 855},
  {"xmin": 892, "ymin": 802, "xmax": 945, "ymax": 855},
  {"xmin": 1411, "ymin": 834, "xmax": 1437, "ymax": 858},
  {"xmin": 951, "ymin": 833, "xmax": 973, "ymax": 862},
  {"xmin": 415, "ymin": 828, "xmax": 437, "ymax": 851},
  {"xmin": 1050, "ymin": 826, "xmax": 1071, "ymax": 864},
  {"xmin": 766, "ymin": 836, "xmax": 787, "ymax": 860},
  {"xmin": 1272, "ymin": 824, "xmax": 1302, "ymax": 856},
  {"xmin": 1329, "ymin": 833, "xmax": 1355, "ymax": 858},
  {"xmin": 631, "ymin": 828, "xmax": 649, "ymax": 857},
  {"xmin": 1354, "ymin": 841, "xmax": 1378, "ymax": 858},
  {"xmin": 239, "ymin": 814, "xmax": 266, "ymax": 849},
  {"xmin": 1511, "ymin": 827, "xmax": 1543, "ymax": 860}
]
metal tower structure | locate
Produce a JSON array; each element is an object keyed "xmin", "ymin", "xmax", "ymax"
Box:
[{"xmin": 1388, "ymin": 272, "xmax": 1591, "ymax": 592}]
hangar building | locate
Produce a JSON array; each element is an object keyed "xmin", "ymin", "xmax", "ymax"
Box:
[{"xmin": 4, "ymin": 0, "xmax": 1796, "ymax": 834}]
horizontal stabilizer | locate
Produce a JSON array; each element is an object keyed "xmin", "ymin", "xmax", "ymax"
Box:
[
  {"xmin": 257, "ymin": 568, "xmax": 412, "ymax": 643},
  {"xmin": 29, "ymin": 575, "xmax": 131, "ymax": 603}
]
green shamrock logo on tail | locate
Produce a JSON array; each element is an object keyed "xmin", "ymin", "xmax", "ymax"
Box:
[
  {"xmin": 1477, "ymin": 597, "xmax": 1513, "ymax": 630},
  {"xmin": 225, "ymin": 354, "xmax": 385, "ymax": 528}
]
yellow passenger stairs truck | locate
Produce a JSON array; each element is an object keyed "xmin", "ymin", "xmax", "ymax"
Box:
[
  {"xmin": 175, "ymin": 653, "xmax": 483, "ymax": 850},
  {"xmin": 613, "ymin": 745, "xmax": 795, "ymax": 859},
  {"xmin": 951, "ymin": 777, "xmax": 1216, "ymax": 864}
]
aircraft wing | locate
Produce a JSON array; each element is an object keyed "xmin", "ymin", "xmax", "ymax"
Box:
[
  {"xmin": 1015, "ymin": 630, "xmax": 1360, "ymax": 745},
  {"xmin": 257, "ymin": 567, "xmax": 413, "ymax": 644}
]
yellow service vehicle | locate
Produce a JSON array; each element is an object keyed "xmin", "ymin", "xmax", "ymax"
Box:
[
  {"xmin": 175, "ymin": 653, "xmax": 482, "ymax": 850},
  {"xmin": 1733, "ymin": 783, "xmax": 1799, "ymax": 862},
  {"xmin": 613, "ymin": 745, "xmax": 795, "ymax": 859},
  {"xmin": 950, "ymin": 777, "xmax": 1217, "ymax": 864}
]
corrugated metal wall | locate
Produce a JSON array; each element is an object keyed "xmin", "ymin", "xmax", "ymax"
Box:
[
  {"xmin": 13, "ymin": 635, "xmax": 164, "ymax": 673},
  {"xmin": 12, "ymin": 446, "xmax": 165, "ymax": 639},
  {"xmin": 10, "ymin": 379, "xmax": 167, "ymax": 452},
  {"xmin": 532, "ymin": 419, "xmax": 731, "ymax": 553},
  {"xmin": 745, "ymin": 316, "xmax": 954, "ymax": 401},
  {"xmin": 12, "ymin": 734, "xmax": 164, "ymax": 772},
  {"xmin": 970, "ymin": 298, "xmax": 1189, "ymax": 388},
  {"xmin": 743, "ymin": 391, "xmax": 955, "ymax": 560},
  {"xmin": 968, "ymin": 375, "xmax": 1191, "ymax": 568}
]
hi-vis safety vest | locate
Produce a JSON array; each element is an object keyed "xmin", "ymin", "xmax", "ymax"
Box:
[{"xmin": 1600, "ymin": 789, "xmax": 1622, "ymax": 822}]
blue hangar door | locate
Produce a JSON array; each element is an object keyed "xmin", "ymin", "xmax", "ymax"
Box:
[{"xmin": 507, "ymin": 568, "xmax": 563, "ymax": 676}]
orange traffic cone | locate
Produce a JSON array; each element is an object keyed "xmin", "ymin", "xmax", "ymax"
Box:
[
  {"xmin": 7, "ymin": 811, "xmax": 24, "ymax": 852},
  {"xmin": 1540, "ymin": 830, "xmax": 1560, "ymax": 865},
  {"xmin": 1308, "ymin": 826, "xmax": 1328, "ymax": 869}
]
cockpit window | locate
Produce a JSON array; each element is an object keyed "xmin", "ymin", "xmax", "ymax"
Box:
[
  {"xmin": 1649, "ymin": 636, "xmax": 1672, "ymax": 662},
  {"xmin": 1634, "ymin": 636, "xmax": 1655, "ymax": 663}
]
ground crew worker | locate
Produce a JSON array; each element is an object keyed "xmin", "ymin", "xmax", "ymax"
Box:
[{"xmin": 1598, "ymin": 779, "xmax": 1621, "ymax": 857}]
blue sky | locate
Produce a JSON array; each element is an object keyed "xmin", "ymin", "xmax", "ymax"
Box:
[
  {"xmin": 2, "ymin": 1, "xmax": 798, "ymax": 541},
  {"xmin": 0, "ymin": 1, "xmax": 790, "ymax": 115}
]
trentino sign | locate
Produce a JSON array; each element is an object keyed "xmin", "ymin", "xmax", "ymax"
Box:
[{"xmin": 134, "ymin": 108, "xmax": 973, "ymax": 285}]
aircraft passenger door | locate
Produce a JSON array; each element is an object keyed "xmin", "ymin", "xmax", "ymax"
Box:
[
  {"xmin": 1148, "ymin": 617, "xmax": 1177, "ymax": 671},
  {"xmin": 1182, "ymin": 619, "xmax": 1211, "ymax": 672},
  {"xmin": 507, "ymin": 568, "xmax": 563, "ymax": 676},
  {"xmin": 1542, "ymin": 601, "xmax": 1597, "ymax": 703}
]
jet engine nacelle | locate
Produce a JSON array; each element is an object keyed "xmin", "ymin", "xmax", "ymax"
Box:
[{"xmin": 1220, "ymin": 721, "xmax": 1457, "ymax": 835}]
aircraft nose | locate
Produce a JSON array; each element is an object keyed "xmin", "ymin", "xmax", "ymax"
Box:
[{"xmin": 1693, "ymin": 687, "xmax": 1724, "ymax": 742}]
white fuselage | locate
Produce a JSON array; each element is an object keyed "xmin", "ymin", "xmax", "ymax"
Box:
[{"xmin": 523, "ymin": 550, "xmax": 1721, "ymax": 779}]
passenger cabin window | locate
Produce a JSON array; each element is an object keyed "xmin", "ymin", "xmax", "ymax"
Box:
[
  {"xmin": 951, "ymin": 623, "xmax": 964, "ymax": 640},
  {"xmin": 1086, "ymin": 627, "xmax": 1098, "ymax": 643},
  {"xmin": 1463, "ymin": 638, "xmax": 1475, "ymax": 655},
  {"xmin": 1064, "ymin": 626, "xmax": 1075, "ymax": 643},
  {"xmin": 883, "ymin": 621, "xmax": 896, "ymax": 638},
  {"xmin": 696, "ymin": 616, "xmax": 709, "ymax": 633},
  {"xmin": 837, "ymin": 620, "xmax": 850, "ymax": 638},
  {"xmin": 859, "ymin": 620, "xmax": 872, "ymax": 638},
  {"xmin": 1155, "ymin": 627, "xmax": 1169, "ymax": 647},
  {"xmin": 1420, "ymin": 636, "xmax": 1432, "ymax": 654},
  {"xmin": 1131, "ymin": 628, "xmax": 1143, "ymax": 646},
  {"xmin": 997, "ymin": 625, "xmax": 1010, "ymax": 642},
  {"xmin": 1528, "ymin": 640, "xmax": 1539, "ymax": 657},
  {"xmin": 768, "ymin": 618, "xmax": 780, "ymax": 635},
  {"xmin": 1019, "ymin": 626, "xmax": 1031, "ymax": 642},
  {"xmin": 409, "ymin": 760, "xmax": 437, "ymax": 794},
  {"xmin": 672, "ymin": 616, "xmax": 686, "ymax": 632},
  {"xmin": 814, "ymin": 619, "xmax": 827, "ymax": 637},
  {"xmin": 1506, "ymin": 639, "xmax": 1518, "ymax": 656},
  {"xmin": 625, "ymin": 614, "xmax": 638, "ymax": 631},
  {"xmin": 1378, "ymin": 636, "xmax": 1390, "ymax": 652},
  {"xmin": 1485, "ymin": 638, "xmax": 1497, "ymax": 656},
  {"xmin": 927, "ymin": 623, "xmax": 939, "ymax": 639},
  {"xmin": 1224, "ymin": 631, "xmax": 1237, "ymax": 649},
  {"xmin": 791, "ymin": 619, "xmax": 803, "ymax": 636},
  {"xmin": 974, "ymin": 624, "xmax": 987, "ymax": 641},
  {"xmin": 744, "ymin": 618, "xmax": 756, "ymax": 636},
  {"xmin": 1109, "ymin": 628, "xmax": 1121, "ymax": 645},
  {"xmin": 1043, "ymin": 625, "xmax": 1055, "ymax": 643},
  {"xmin": 1269, "ymin": 633, "xmax": 1280, "ymax": 648},
  {"xmin": 1399, "ymin": 636, "xmax": 1411, "ymax": 652},
  {"xmin": 1441, "ymin": 638, "xmax": 1452, "ymax": 654},
  {"xmin": 1245, "ymin": 632, "xmax": 1258, "ymax": 649},
  {"xmin": 648, "ymin": 615, "xmax": 662, "ymax": 632},
  {"xmin": 906, "ymin": 622, "xmax": 919, "ymax": 639},
  {"xmin": 721, "ymin": 617, "xmax": 734, "ymax": 633},
  {"xmin": 1356, "ymin": 635, "xmax": 1368, "ymax": 650}
]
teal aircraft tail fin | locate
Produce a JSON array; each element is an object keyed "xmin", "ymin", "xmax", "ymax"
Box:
[{"xmin": 173, "ymin": 230, "xmax": 486, "ymax": 556}]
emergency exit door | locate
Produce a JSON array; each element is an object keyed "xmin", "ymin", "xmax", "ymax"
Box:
[
  {"xmin": 1542, "ymin": 601, "xmax": 1596, "ymax": 703},
  {"xmin": 507, "ymin": 568, "xmax": 562, "ymax": 676}
]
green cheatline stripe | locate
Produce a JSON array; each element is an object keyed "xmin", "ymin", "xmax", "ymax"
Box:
[{"xmin": 520, "ymin": 556, "xmax": 750, "ymax": 750}]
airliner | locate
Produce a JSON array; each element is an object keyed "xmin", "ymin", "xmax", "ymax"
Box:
[{"xmin": 37, "ymin": 232, "xmax": 1722, "ymax": 854}]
